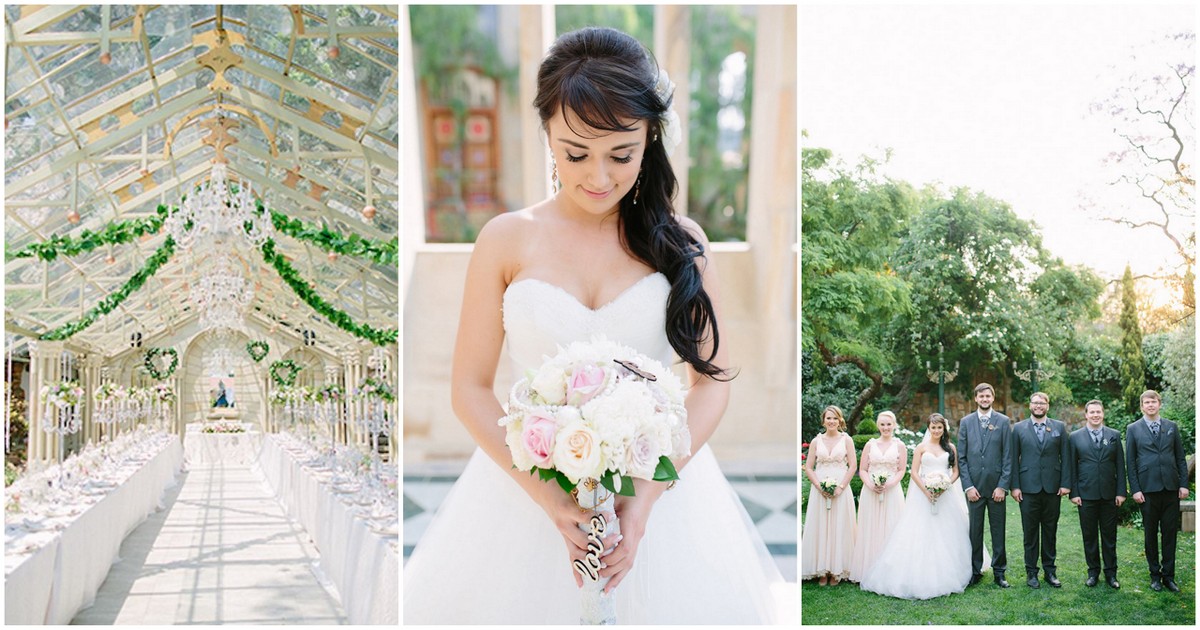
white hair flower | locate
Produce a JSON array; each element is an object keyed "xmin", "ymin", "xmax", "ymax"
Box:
[{"xmin": 654, "ymin": 70, "xmax": 682, "ymax": 157}]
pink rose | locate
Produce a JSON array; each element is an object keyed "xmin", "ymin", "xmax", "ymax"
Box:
[
  {"xmin": 567, "ymin": 364, "xmax": 606, "ymax": 406},
  {"xmin": 521, "ymin": 414, "xmax": 557, "ymax": 468}
]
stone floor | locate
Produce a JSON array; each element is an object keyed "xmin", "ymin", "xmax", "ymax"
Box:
[
  {"xmin": 403, "ymin": 458, "xmax": 798, "ymax": 582},
  {"xmin": 71, "ymin": 463, "xmax": 347, "ymax": 625}
]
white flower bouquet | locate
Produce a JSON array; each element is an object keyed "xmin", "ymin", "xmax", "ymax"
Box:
[
  {"xmin": 923, "ymin": 472, "xmax": 951, "ymax": 515},
  {"xmin": 818, "ymin": 477, "xmax": 839, "ymax": 510},
  {"xmin": 41, "ymin": 380, "xmax": 84, "ymax": 408},
  {"xmin": 151, "ymin": 382, "xmax": 176, "ymax": 405},
  {"xmin": 870, "ymin": 471, "xmax": 891, "ymax": 503},
  {"xmin": 41, "ymin": 380, "xmax": 84, "ymax": 436},
  {"xmin": 499, "ymin": 336, "xmax": 689, "ymax": 624}
]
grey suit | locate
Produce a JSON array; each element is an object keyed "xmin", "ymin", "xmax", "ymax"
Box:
[
  {"xmin": 958, "ymin": 410, "xmax": 1012, "ymax": 578},
  {"xmin": 1010, "ymin": 417, "xmax": 1070, "ymax": 577},
  {"xmin": 1125, "ymin": 417, "xmax": 1188, "ymax": 580},
  {"xmin": 1069, "ymin": 426, "xmax": 1125, "ymax": 579}
]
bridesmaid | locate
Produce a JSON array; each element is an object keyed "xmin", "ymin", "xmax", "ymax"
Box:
[
  {"xmin": 848, "ymin": 411, "xmax": 908, "ymax": 582},
  {"xmin": 801, "ymin": 405, "xmax": 858, "ymax": 585}
]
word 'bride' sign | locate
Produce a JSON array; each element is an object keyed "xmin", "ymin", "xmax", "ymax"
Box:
[{"xmin": 573, "ymin": 513, "xmax": 608, "ymax": 582}]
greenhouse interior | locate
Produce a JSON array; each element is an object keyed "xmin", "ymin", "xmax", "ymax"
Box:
[{"xmin": 4, "ymin": 5, "xmax": 399, "ymax": 624}]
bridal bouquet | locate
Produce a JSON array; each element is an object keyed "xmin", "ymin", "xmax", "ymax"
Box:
[
  {"xmin": 924, "ymin": 472, "xmax": 951, "ymax": 515},
  {"xmin": 818, "ymin": 477, "xmax": 839, "ymax": 510},
  {"xmin": 870, "ymin": 471, "xmax": 891, "ymax": 503},
  {"xmin": 500, "ymin": 336, "xmax": 688, "ymax": 624}
]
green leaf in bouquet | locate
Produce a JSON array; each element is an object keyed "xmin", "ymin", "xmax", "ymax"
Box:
[
  {"xmin": 600, "ymin": 471, "xmax": 637, "ymax": 497},
  {"xmin": 553, "ymin": 470, "xmax": 577, "ymax": 494},
  {"xmin": 653, "ymin": 456, "xmax": 679, "ymax": 482},
  {"xmin": 537, "ymin": 467, "xmax": 557, "ymax": 482}
]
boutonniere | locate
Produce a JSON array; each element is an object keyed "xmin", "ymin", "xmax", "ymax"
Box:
[
  {"xmin": 987, "ymin": 424, "xmax": 996, "ymax": 431},
  {"xmin": 1101, "ymin": 438, "xmax": 1110, "ymax": 446}
]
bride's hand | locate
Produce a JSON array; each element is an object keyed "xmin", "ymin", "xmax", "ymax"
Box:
[
  {"xmin": 532, "ymin": 482, "xmax": 617, "ymax": 587},
  {"xmin": 600, "ymin": 484, "xmax": 663, "ymax": 593}
]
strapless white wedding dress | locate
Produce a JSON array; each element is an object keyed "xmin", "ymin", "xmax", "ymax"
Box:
[
  {"xmin": 403, "ymin": 273, "xmax": 784, "ymax": 624},
  {"xmin": 858, "ymin": 450, "xmax": 973, "ymax": 600}
]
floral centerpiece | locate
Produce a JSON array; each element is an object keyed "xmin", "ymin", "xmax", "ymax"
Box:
[
  {"xmin": 151, "ymin": 382, "xmax": 176, "ymax": 404},
  {"xmin": 316, "ymin": 383, "xmax": 344, "ymax": 404},
  {"xmin": 924, "ymin": 472, "xmax": 951, "ymax": 515},
  {"xmin": 499, "ymin": 336, "xmax": 688, "ymax": 625},
  {"xmin": 40, "ymin": 380, "xmax": 84, "ymax": 435},
  {"xmin": 355, "ymin": 377, "xmax": 394, "ymax": 403},
  {"xmin": 202, "ymin": 420, "xmax": 246, "ymax": 434}
]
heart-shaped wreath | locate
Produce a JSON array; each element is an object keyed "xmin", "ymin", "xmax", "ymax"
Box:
[
  {"xmin": 144, "ymin": 347, "xmax": 179, "ymax": 381},
  {"xmin": 246, "ymin": 340, "xmax": 270, "ymax": 362},
  {"xmin": 269, "ymin": 359, "xmax": 302, "ymax": 387}
]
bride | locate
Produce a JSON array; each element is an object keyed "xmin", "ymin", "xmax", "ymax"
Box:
[
  {"xmin": 859, "ymin": 414, "xmax": 974, "ymax": 600},
  {"xmin": 403, "ymin": 26, "xmax": 783, "ymax": 624}
]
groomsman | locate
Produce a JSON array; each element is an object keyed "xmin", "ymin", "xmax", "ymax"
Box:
[
  {"xmin": 1010, "ymin": 392, "xmax": 1070, "ymax": 588},
  {"xmin": 1068, "ymin": 400, "xmax": 1125, "ymax": 589},
  {"xmin": 1126, "ymin": 390, "xmax": 1189, "ymax": 592},
  {"xmin": 958, "ymin": 383, "xmax": 1012, "ymax": 588}
]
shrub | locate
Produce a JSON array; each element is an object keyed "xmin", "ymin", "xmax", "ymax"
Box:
[{"xmin": 857, "ymin": 417, "xmax": 878, "ymax": 435}]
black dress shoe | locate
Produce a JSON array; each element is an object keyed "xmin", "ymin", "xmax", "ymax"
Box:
[
  {"xmin": 1164, "ymin": 579, "xmax": 1180, "ymax": 592},
  {"xmin": 1085, "ymin": 576, "xmax": 1098, "ymax": 587},
  {"xmin": 968, "ymin": 574, "xmax": 982, "ymax": 586},
  {"xmin": 1045, "ymin": 573, "xmax": 1062, "ymax": 588},
  {"xmin": 1106, "ymin": 577, "xmax": 1120, "ymax": 590},
  {"xmin": 1026, "ymin": 576, "xmax": 1040, "ymax": 589},
  {"xmin": 1150, "ymin": 578, "xmax": 1163, "ymax": 591},
  {"xmin": 995, "ymin": 575, "xmax": 1010, "ymax": 588}
]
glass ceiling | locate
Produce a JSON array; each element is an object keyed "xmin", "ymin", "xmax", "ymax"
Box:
[{"xmin": 4, "ymin": 5, "xmax": 399, "ymax": 356}]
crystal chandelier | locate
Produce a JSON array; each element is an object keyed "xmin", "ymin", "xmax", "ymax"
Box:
[
  {"xmin": 190, "ymin": 255, "xmax": 254, "ymax": 331},
  {"xmin": 204, "ymin": 345, "xmax": 239, "ymax": 377},
  {"xmin": 166, "ymin": 161, "xmax": 271, "ymax": 251}
]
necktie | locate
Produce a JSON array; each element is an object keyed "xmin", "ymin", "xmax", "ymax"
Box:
[
  {"xmin": 980, "ymin": 415, "xmax": 989, "ymax": 429},
  {"xmin": 1036, "ymin": 423, "xmax": 1045, "ymax": 444},
  {"xmin": 1091, "ymin": 430, "xmax": 1101, "ymax": 447},
  {"xmin": 1150, "ymin": 422, "xmax": 1160, "ymax": 438}
]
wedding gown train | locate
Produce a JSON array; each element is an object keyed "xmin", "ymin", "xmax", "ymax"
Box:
[
  {"xmin": 403, "ymin": 273, "xmax": 783, "ymax": 624},
  {"xmin": 858, "ymin": 450, "xmax": 973, "ymax": 600}
]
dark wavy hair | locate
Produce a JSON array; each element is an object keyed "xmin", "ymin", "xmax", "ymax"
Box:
[
  {"xmin": 534, "ymin": 27, "xmax": 728, "ymax": 379},
  {"xmin": 928, "ymin": 413, "xmax": 956, "ymax": 468}
]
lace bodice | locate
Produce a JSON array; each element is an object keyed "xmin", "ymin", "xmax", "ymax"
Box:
[
  {"xmin": 501, "ymin": 272, "xmax": 674, "ymax": 373},
  {"xmin": 812, "ymin": 434, "xmax": 849, "ymax": 479},
  {"xmin": 868, "ymin": 439, "xmax": 902, "ymax": 474}
]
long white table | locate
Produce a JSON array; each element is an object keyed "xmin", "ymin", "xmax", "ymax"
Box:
[
  {"xmin": 257, "ymin": 435, "xmax": 399, "ymax": 625},
  {"xmin": 4, "ymin": 435, "xmax": 183, "ymax": 624},
  {"xmin": 183, "ymin": 423, "xmax": 262, "ymax": 466}
]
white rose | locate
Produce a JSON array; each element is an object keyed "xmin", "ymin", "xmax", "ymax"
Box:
[
  {"xmin": 529, "ymin": 364, "xmax": 567, "ymax": 406},
  {"xmin": 504, "ymin": 417, "xmax": 536, "ymax": 471},
  {"xmin": 552, "ymin": 421, "xmax": 604, "ymax": 484},
  {"xmin": 626, "ymin": 419, "xmax": 672, "ymax": 480}
]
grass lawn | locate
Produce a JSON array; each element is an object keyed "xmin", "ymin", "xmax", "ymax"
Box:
[{"xmin": 801, "ymin": 495, "xmax": 1196, "ymax": 625}]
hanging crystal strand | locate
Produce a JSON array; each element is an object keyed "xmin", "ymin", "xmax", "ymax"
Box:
[{"xmin": 5, "ymin": 335, "xmax": 12, "ymax": 454}]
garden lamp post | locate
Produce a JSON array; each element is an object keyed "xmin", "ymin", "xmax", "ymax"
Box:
[
  {"xmin": 926, "ymin": 343, "xmax": 959, "ymax": 416},
  {"xmin": 1013, "ymin": 356, "xmax": 1054, "ymax": 395}
]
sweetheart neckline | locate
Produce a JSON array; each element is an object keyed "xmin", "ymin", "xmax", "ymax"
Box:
[{"xmin": 504, "ymin": 272, "xmax": 666, "ymax": 313}]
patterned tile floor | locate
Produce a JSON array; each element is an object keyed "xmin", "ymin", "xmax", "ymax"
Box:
[{"xmin": 403, "ymin": 460, "xmax": 797, "ymax": 581}]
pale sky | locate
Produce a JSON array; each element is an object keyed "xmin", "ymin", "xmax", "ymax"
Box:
[{"xmin": 800, "ymin": 4, "xmax": 1195, "ymax": 286}]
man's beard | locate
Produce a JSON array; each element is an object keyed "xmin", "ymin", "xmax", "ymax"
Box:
[{"xmin": 1032, "ymin": 410, "xmax": 1046, "ymax": 419}]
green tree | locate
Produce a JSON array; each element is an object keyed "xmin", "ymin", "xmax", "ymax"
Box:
[
  {"xmin": 801, "ymin": 146, "xmax": 915, "ymax": 428},
  {"xmin": 1118, "ymin": 264, "xmax": 1147, "ymax": 416},
  {"xmin": 1159, "ymin": 315, "xmax": 1196, "ymax": 453}
]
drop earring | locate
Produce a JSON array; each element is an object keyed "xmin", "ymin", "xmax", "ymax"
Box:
[
  {"xmin": 633, "ymin": 173, "xmax": 642, "ymax": 205},
  {"xmin": 551, "ymin": 157, "xmax": 560, "ymax": 192}
]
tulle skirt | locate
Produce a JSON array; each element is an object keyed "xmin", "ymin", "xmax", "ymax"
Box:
[
  {"xmin": 848, "ymin": 482, "xmax": 906, "ymax": 582},
  {"xmin": 800, "ymin": 479, "xmax": 857, "ymax": 580},
  {"xmin": 858, "ymin": 479, "xmax": 974, "ymax": 599},
  {"xmin": 403, "ymin": 445, "xmax": 783, "ymax": 624}
]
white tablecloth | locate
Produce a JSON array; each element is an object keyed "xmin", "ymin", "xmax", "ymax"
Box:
[
  {"xmin": 184, "ymin": 424, "xmax": 262, "ymax": 466},
  {"xmin": 4, "ymin": 435, "xmax": 183, "ymax": 624},
  {"xmin": 257, "ymin": 435, "xmax": 399, "ymax": 625}
]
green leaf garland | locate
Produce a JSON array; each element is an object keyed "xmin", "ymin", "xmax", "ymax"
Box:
[
  {"xmin": 261, "ymin": 239, "xmax": 398, "ymax": 346},
  {"xmin": 246, "ymin": 340, "xmax": 270, "ymax": 362},
  {"xmin": 269, "ymin": 359, "xmax": 302, "ymax": 387},
  {"xmin": 17, "ymin": 200, "xmax": 396, "ymax": 344},
  {"xmin": 264, "ymin": 203, "xmax": 398, "ymax": 266},
  {"xmin": 7, "ymin": 205, "xmax": 170, "ymax": 262},
  {"xmin": 144, "ymin": 347, "xmax": 179, "ymax": 381},
  {"xmin": 40, "ymin": 237, "xmax": 177, "ymax": 341}
]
